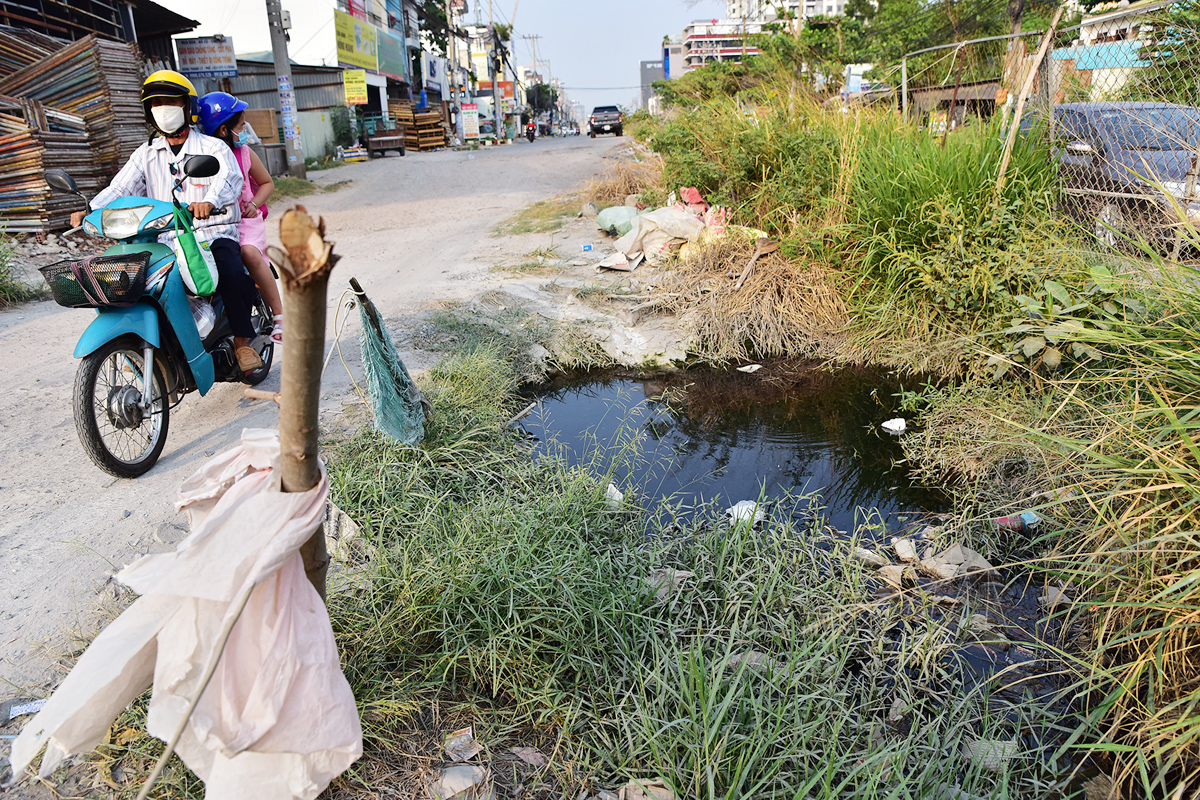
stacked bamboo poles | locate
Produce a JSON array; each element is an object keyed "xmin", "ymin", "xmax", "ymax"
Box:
[
  {"xmin": 0, "ymin": 25, "xmax": 62, "ymax": 77},
  {"xmin": 0, "ymin": 34, "xmax": 145, "ymax": 181},
  {"xmin": 0, "ymin": 95, "xmax": 100, "ymax": 233}
]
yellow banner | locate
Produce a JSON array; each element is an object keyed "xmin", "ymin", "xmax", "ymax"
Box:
[
  {"xmin": 343, "ymin": 69, "xmax": 368, "ymax": 104},
  {"xmin": 334, "ymin": 9, "xmax": 377, "ymax": 71}
]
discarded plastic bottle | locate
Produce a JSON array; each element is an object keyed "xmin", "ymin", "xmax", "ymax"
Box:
[{"xmin": 993, "ymin": 511, "xmax": 1042, "ymax": 534}]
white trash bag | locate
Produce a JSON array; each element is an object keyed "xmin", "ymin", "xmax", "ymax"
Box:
[{"xmin": 6, "ymin": 429, "xmax": 362, "ymax": 800}]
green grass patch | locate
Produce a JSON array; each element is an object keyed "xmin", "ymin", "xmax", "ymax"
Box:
[
  {"xmin": 0, "ymin": 232, "xmax": 36, "ymax": 307},
  {"xmin": 319, "ymin": 347, "xmax": 1074, "ymax": 798},
  {"xmin": 492, "ymin": 195, "xmax": 579, "ymax": 237},
  {"xmin": 271, "ymin": 176, "xmax": 317, "ymax": 198}
]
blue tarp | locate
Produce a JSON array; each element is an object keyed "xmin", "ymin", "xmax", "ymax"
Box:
[{"xmin": 1052, "ymin": 41, "xmax": 1147, "ymax": 71}]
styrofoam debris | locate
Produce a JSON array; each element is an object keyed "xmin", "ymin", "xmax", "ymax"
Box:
[
  {"xmin": 882, "ymin": 418, "xmax": 907, "ymax": 435},
  {"xmin": 619, "ymin": 779, "xmax": 676, "ymax": 800},
  {"xmin": 962, "ymin": 738, "xmax": 1018, "ymax": 772},
  {"xmin": 605, "ymin": 483, "xmax": 625, "ymax": 509},
  {"xmin": 645, "ymin": 569, "xmax": 696, "ymax": 602},
  {"xmin": 852, "ymin": 547, "xmax": 889, "ymax": 568},
  {"xmin": 428, "ymin": 765, "xmax": 492, "ymax": 799},
  {"xmin": 891, "ymin": 537, "xmax": 919, "ymax": 562},
  {"xmin": 726, "ymin": 500, "xmax": 766, "ymax": 526},
  {"xmin": 736, "ymin": 364, "xmax": 762, "ymax": 373},
  {"xmin": 878, "ymin": 564, "xmax": 909, "ymax": 588}
]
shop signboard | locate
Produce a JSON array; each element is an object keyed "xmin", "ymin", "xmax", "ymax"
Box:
[
  {"xmin": 376, "ymin": 28, "xmax": 407, "ymax": 80},
  {"xmin": 335, "ymin": 9, "xmax": 377, "ymax": 71},
  {"xmin": 343, "ymin": 69, "xmax": 368, "ymax": 104},
  {"xmin": 461, "ymin": 102, "xmax": 479, "ymax": 140},
  {"xmin": 177, "ymin": 36, "xmax": 237, "ymax": 79},
  {"xmin": 478, "ymin": 80, "xmax": 514, "ymax": 99}
]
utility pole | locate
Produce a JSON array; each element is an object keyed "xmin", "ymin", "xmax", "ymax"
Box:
[
  {"xmin": 489, "ymin": 0, "xmax": 502, "ymax": 142},
  {"xmin": 265, "ymin": 0, "xmax": 305, "ymax": 178},
  {"xmin": 445, "ymin": 0, "xmax": 460, "ymax": 142}
]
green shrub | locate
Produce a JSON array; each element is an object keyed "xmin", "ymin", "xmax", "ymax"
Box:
[{"xmin": 0, "ymin": 232, "xmax": 34, "ymax": 307}]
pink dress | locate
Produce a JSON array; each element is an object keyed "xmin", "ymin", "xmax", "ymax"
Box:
[{"xmin": 235, "ymin": 145, "xmax": 269, "ymax": 257}]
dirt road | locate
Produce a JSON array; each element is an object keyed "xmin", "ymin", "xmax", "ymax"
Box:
[{"xmin": 0, "ymin": 135, "xmax": 612, "ymax": 694}]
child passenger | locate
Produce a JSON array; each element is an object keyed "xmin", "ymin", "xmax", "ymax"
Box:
[{"xmin": 196, "ymin": 92, "xmax": 284, "ymax": 343}]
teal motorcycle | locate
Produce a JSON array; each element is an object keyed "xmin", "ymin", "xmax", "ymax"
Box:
[{"xmin": 41, "ymin": 155, "xmax": 274, "ymax": 478}]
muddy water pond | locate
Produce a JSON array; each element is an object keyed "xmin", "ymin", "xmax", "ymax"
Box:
[{"xmin": 520, "ymin": 362, "xmax": 948, "ymax": 533}]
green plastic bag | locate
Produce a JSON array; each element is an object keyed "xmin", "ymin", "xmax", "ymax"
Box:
[{"xmin": 172, "ymin": 204, "xmax": 219, "ymax": 296}]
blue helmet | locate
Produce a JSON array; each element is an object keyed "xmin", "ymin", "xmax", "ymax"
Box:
[{"xmin": 197, "ymin": 91, "xmax": 248, "ymax": 137}]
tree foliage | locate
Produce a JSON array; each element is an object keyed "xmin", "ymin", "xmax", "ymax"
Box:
[
  {"xmin": 1137, "ymin": 0, "xmax": 1200, "ymax": 105},
  {"xmin": 527, "ymin": 83, "xmax": 558, "ymax": 113}
]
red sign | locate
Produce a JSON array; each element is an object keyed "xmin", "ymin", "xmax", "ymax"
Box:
[{"xmin": 478, "ymin": 80, "xmax": 514, "ymax": 99}]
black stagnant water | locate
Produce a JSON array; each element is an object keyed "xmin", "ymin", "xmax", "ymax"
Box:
[{"xmin": 520, "ymin": 363, "xmax": 949, "ymax": 533}]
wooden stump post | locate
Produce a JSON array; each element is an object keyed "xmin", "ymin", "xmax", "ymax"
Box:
[{"xmin": 268, "ymin": 206, "xmax": 339, "ymax": 601}]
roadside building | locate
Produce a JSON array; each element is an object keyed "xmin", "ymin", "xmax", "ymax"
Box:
[
  {"xmin": 189, "ymin": 54, "xmax": 347, "ymax": 169},
  {"xmin": 333, "ymin": 0, "xmax": 417, "ymax": 110},
  {"xmin": 1049, "ymin": 0, "xmax": 1170, "ymax": 101},
  {"xmin": 639, "ymin": 59, "xmax": 664, "ymax": 108},
  {"xmin": 682, "ymin": 19, "xmax": 764, "ymax": 71},
  {"xmin": 662, "ymin": 36, "xmax": 685, "ymax": 79}
]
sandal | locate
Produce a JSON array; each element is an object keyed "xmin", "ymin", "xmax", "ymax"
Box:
[
  {"xmin": 235, "ymin": 345, "xmax": 263, "ymax": 372},
  {"xmin": 271, "ymin": 315, "xmax": 283, "ymax": 344}
]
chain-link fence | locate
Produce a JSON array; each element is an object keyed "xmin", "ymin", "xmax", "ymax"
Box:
[{"xmin": 902, "ymin": 2, "xmax": 1200, "ymax": 258}]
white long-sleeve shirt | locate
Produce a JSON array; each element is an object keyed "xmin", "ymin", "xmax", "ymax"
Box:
[{"xmin": 91, "ymin": 128, "xmax": 243, "ymax": 247}]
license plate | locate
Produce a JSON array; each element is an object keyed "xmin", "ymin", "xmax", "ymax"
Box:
[{"xmin": 603, "ymin": 125, "xmax": 611, "ymax": 130}]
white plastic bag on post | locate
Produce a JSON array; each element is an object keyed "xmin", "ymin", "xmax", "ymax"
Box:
[{"xmin": 7, "ymin": 430, "xmax": 362, "ymax": 800}]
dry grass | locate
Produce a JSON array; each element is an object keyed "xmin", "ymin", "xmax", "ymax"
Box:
[
  {"xmin": 583, "ymin": 152, "xmax": 665, "ymax": 206},
  {"xmin": 655, "ymin": 238, "xmax": 849, "ymax": 363}
]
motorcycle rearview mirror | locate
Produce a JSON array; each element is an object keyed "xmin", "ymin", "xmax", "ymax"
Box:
[
  {"xmin": 45, "ymin": 169, "xmax": 81, "ymax": 195},
  {"xmin": 182, "ymin": 155, "xmax": 220, "ymax": 179}
]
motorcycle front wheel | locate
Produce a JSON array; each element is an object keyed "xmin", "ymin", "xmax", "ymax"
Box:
[{"xmin": 73, "ymin": 337, "xmax": 169, "ymax": 478}]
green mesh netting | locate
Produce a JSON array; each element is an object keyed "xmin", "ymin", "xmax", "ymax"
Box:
[{"xmin": 358, "ymin": 299, "xmax": 427, "ymax": 445}]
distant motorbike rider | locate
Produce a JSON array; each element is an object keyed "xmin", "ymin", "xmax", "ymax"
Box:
[{"xmin": 70, "ymin": 70, "xmax": 262, "ymax": 372}]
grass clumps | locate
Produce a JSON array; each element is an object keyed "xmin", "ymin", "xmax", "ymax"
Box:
[
  {"xmin": 0, "ymin": 233, "xmax": 35, "ymax": 306},
  {"xmin": 583, "ymin": 151, "xmax": 665, "ymax": 206},
  {"xmin": 492, "ymin": 195, "xmax": 579, "ymax": 237},
  {"xmin": 659, "ymin": 237, "xmax": 849, "ymax": 363},
  {"xmin": 322, "ymin": 347, "xmax": 1074, "ymax": 798}
]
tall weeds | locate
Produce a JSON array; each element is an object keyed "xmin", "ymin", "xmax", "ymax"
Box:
[
  {"xmin": 323, "ymin": 347, "xmax": 1071, "ymax": 798},
  {"xmin": 637, "ymin": 45, "xmax": 1200, "ymax": 796}
]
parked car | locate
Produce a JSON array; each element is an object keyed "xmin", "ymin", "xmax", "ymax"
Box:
[
  {"xmin": 589, "ymin": 106, "xmax": 623, "ymax": 138},
  {"xmin": 1027, "ymin": 102, "xmax": 1200, "ymax": 250}
]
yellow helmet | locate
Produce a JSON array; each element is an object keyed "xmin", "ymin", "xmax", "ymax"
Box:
[{"xmin": 141, "ymin": 70, "xmax": 198, "ymax": 134}]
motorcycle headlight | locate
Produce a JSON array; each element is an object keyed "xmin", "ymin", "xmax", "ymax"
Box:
[
  {"xmin": 100, "ymin": 205, "xmax": 154, "ymax": 239},
  {"xmin": 83, "ymin": 219, "xmax": 101, "ymax": 236},
  {"xmin": 144, "ymin": 213, "xmax": 172, "ymax": 231}
]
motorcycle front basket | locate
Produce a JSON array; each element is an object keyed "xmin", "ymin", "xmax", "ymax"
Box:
[{"xmin": 39, "ymin": 252, "xmax": 150, "ymax": 308}]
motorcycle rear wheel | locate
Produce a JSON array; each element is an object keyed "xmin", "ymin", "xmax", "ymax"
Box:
[{"xmin": 73, "ymin": 337, "xmax": 169, "ymax": 478}]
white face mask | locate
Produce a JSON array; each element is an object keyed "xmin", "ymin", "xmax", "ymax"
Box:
[{"xmin": 151, "ymin": 105, "xmax": 186, "ymax": 134}]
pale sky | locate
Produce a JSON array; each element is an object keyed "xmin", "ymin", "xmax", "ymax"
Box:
[{"xmin": 155, "ymin": 0, "xmax": 727, "ymax": 113}]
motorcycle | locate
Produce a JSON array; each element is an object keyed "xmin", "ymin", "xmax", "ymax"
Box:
[
  {"xmin": 41, "ymin": 155, "xmax": 275, "ymax": 478},
  {"xmin": 526, "ymin": 122, "xmax": 536, "ymax": 143}
]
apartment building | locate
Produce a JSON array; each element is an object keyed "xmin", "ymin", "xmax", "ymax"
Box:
[{"xmin": 682, "ymin": 19, "xmax": 765, "ymax": 71}]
